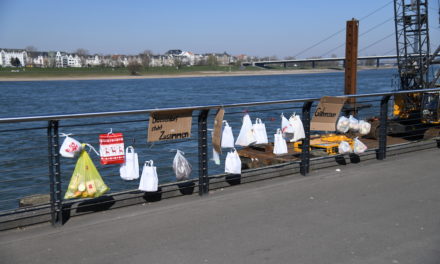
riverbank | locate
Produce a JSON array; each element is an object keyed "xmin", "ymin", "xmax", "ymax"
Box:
[{"xmin": 0, "ymin": 68, "xmax": 347, "ymax": 82}]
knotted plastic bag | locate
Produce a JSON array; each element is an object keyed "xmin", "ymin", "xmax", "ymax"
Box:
[
  {"xmin": 225, "ymin": 149, "xmax": 241, "ymax": 174},
  {"xmin": 348, "ymin": 115, "xmax": 359, "ymax": 131},
  {"xmin": 338, "ymin": 141, "xmax": 352, "ymax": 154},
  {"xmin": 173, "ymin": 150, "xmax": 192, "ymax": 180},
  {"xmin": 358, "ymin": 120, "xmax": 371, "ymax": 135},
  {"xmin": 139, "ymin": 160, "xmax": 159, "ymax": 192},
  {"xmin": 273, "ymin": 129, "xmax": 288, "ymax": 155},
  {"xmin": 64, "ymin": 144, "xmax": 109, "ymax": 199},
  {"xmin": 354, "ymin": 137, "xmax": 368, "ymax": 154},
  {"xmin": 119, "ymin": 146, "xmax": 139, "ymax": 180},
  {"xmin": 253, "ymin": 118, "xmax": 268, "ymax": 144},
  {"xmin": 337, "ymin": 116, "xmax": 350, "ymax": 133},
  {"xmin": 235, "ymin": 114, "xmax": 256, "ymax": 146},
  {"xmin": 59, "ymin": 134, "xmax": 82, "ymax": 158},
  {"xmin": 221, "ymin": 120, "xmax": 235, "ymax": 148}
]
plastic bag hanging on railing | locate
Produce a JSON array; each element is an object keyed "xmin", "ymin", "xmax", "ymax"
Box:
[
  {"xmin": 225, "ymin": 149, "xmax": 241, "ymax": 174},
  {"xmin": 337, "ymin": 116, "xmax": 350, "ymax": 133},
  {"xmin": 338, "ymin": 141, "xmax": 352, "ymax": 154},
  {"xmin": 139, "ymin": 160, "xmax": 159, "ymax": 192},
  {"xmin": 348, "ymin": 115, "xmax": 359, "ymax": 131},
  {"xmin": 59, "ymin": 133, "xmax": 82, "ymax": 158},
  {"xmin": 252, "ymin": 118, "xmax": 268, "ymax": 144},
  {"xmin": 64, "ymin": 144, "xmax": 109, "ymax": 199},
  {"xmin": 281, "ymin": 113, "xmax": 294, "ymax": 134},
  {"xmin": 119, "ymin": 146, "xmax": 139, "ymax": 180},
  {"xmin": 290, "ymin": 114, "xmax": 305, "ymax": 142},
  {"xmin": 99, "ymin": 131, "xmax": 125, "ymax": 165},
  {"xmin": 353, "ymin": 137, "xmax": 368, "ymax": 154},
  {"xmin": 173, "ymin": 150, "xmax": 192, "ymax": 181},
  {"xmin": 221, "ymin": 120, "xmax": 235, "ymax": 148},
  {"xmin": 235, "ymin": 113, "xmax": 256, "ymax": 146},
  {"xmin": 273, "ymin": 128, "xmax": 288, "ymax": 155},
  {"xmin": 358, "ymin": 120, "xmax": 371, "ymax": 135}
]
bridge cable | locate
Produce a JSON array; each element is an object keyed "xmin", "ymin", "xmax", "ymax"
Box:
[
  {"xmin": 320, "ymin": 16, "xmax": 394, "ymax": 57},
  {"xmin": 358, "ymin": 32, "xmax": 395, "ymax": 53},
  {"xmin": 292, "ymin": 0, "xmax": 393, "ymax": 59}
]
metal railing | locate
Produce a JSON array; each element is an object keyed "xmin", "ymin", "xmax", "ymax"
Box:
[{"xmin": 1, "ymin": 87, "xmax": 440, "ymax": 230}]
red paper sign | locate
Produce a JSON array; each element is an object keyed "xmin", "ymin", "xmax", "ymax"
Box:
[{"xmin": 99, "ymin": 133, "xmax": 125, "ymax": 165}]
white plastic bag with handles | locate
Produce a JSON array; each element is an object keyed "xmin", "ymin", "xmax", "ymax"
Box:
[
  {"xmin": 119, "ymin": 146, "xmax": 139, "ymax": 180},
  {"xmin": 59, "ymin": 133, "xmax": 82, "ymax": 158},
  {"xmin": 139, "ymin": 160, "xmax": 158, "ymax": 192},
  {"xmin": 290, "ymin": 114, "xmax": 305, "ymax": 142},
  {"xmin": 221, "ymin": 120, "xmax": 235, "ymax": 148},
  {"xmin": 273, "ymin": 129, "xmax": 288, "ymax": 155},
  {"xmin": 253, "ymin": 118, "xmax": 268, "ymax": 144},
  {"xmin": 225, "ymin": 149, "xmax": 241, "ymax": 174},
  {"xmin": 173, "ymin": 150, "xmax": 192, "ymax": 180},
  {"xmin": 281, "ymin": 113, "xmax": 294, "ymax": 134},
  {"xmin": 235, "ymin": 114, "xmax": 256, "ymax": 146}
]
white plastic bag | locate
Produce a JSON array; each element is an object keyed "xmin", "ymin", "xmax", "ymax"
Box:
[
  {"xmin": 253, "ymin": 118, "xmax": 268, "ymax": 144},
  {"xmin": 225, "ymin": 149, "xmax": 241, "ymax": 174},
  {"xmin": 119, "ymin": 146, "xmax": 139, "ymax": 180},
  {"xmin": 139, "ymin": 160, "xmax": 158, "ymax": 192},
  {"xmin": 235, "ymin": 114, "xmax": 256, "ymax": 146},
  {"xmin": 348, "ymin": 115, "xmax": 359, "ymax": 131},
  {"xmin": 281, "ymin": 113, "xmax": 294, "ymax": 133},
  {"xmin": 337, "ymin": 116, "xmax": 350, "ymax": 133},
  {"xmin": 212, "ymin": 148, "xmax": 221, "ymax": 165},
  {"xmin": 358, "ymin": 120, "xmax": 371, "ymax": 135},
  {"xmin": 59, "ymin": 133, "xmax": 82, "ymax": 158},
  {"xmin": 354, "ymin": 137, "xmax": 368, "ymax": 154},
  {"xmin": 290, "ymin": 114, "xmax": 305, "ymax": 142},
  {"xmin": 173, "ymin": 150, "xmax": 192, "ymax": 180},
  {"xmin": 221, "ymin": 120, "xmax": 235, "ymax": 148},
  {"xmin": 273, "ymin": 129, "xmax": 288, "ymax": 155},
  {"xmin": 338, "ymin": 141, "xmax": 352, "ymax": 154}
]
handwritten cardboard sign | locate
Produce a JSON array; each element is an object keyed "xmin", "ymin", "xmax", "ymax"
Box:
[
  {"xmin": 148, "ymin": 109, "xmax": 193, "ymax": 142},
  {"xmin": 212, "ymin": 108, "xmax": 225, "ymax": 153},
  {"xmin": 311, "ymin": 96, "xmax": 346, "ymax": 131}
]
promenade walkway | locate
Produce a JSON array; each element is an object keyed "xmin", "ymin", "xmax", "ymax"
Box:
[{"xmin": 1, "ymin": 148, "xmax": 439, "ymax": 263}]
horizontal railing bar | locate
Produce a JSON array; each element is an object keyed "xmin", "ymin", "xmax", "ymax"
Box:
[{"xmin": 2, "ymin": 87, "xmax": 440, "ymax": 124}]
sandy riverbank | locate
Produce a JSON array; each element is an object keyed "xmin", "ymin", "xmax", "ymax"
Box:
[{"xmin": 0, "ymin": 68, "xmax": 346, "ymax": 82}]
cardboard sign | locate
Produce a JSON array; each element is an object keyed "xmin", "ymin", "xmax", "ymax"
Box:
[
  {"xmin": 311, "ymin": 96, "xmax": 346, "ymax": 131},
  {"xmin": 148, "ymin": 109, "xmax": 193, "ymax": 142},
  {"xmin": 212, "ymin": 108, "xmax": 225, "ymax": 153}
]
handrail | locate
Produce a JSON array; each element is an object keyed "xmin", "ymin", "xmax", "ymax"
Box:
[{"xmin": 1, "ymin": 87, "xmax": 440, "ymax": 124}]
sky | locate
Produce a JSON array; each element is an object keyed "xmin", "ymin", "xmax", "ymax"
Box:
[{"xmin": 0, "ymin": 0, "xmax": 439, "ymax": 59}]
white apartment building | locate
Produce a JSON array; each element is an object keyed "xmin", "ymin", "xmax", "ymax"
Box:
[{"xmin": 0, "ymin": 49, "xmax": 28, "ymax": 67}]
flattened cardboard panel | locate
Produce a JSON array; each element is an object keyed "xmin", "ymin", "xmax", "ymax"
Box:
[
  {"xmin": 212, "ymin": 108, "xmax": 225, "ymax": 153},
  {"xmin": 148, "ymin": 109, "xmax": 193, "ymax": 142},
  {"xmin": 311, "ymin": 96, "xmax": 346, "ymax": 131}
]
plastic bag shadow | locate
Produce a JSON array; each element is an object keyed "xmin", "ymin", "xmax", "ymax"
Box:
[
  {"xmin": 226, "ymin": 174, "xmax": 241, "ymax": 185},
  {"xmin": 143, "ymin": 187, "xmax": 162, "ymax": 202}
]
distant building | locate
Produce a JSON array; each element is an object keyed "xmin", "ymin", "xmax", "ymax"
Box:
[
  {"xmin": 55, "ymin": 52, "xmax": 81, "ymax": 67},
  {"xmin": 85, "ymin": 55, "xmax": 102, "ymax": 67},
  {"xmin": 0, "ymin": 49, "xmax": 28, "ymax": 67}
]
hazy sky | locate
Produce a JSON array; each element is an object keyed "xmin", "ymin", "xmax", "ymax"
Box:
[{"xmin": 1, "ymin": 0, "xmax": 439, "ymax": 58}]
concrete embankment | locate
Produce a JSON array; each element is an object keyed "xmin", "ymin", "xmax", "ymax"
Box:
[{"xmin": 0, "ymin": 147, "xmax": 439, "ymax": 263}]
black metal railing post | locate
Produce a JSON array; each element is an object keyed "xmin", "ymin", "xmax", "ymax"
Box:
[
  {"xmin": 47, "ymin": 120, "xmax": 62, "ymax": 226},
  {"xmin": 300, "ymin": 101, "xmax": 313, "ymax": 176},
  {"xmin": 198, "ymin": 109, "xmax": 210, "ymax": 196},
  {"xmin": 377, "ymin": 95, "xmax": 391, "ymax": 160}
]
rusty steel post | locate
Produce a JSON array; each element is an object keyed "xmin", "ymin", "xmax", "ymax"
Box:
[{"xmin": 344, "ymin": 19, "xmax": 359, "ymax": 109}]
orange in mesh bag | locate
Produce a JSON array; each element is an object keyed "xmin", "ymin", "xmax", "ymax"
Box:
[{"xmin": 64, "ymin": 144, "xmax": 109, "ymax": 199}]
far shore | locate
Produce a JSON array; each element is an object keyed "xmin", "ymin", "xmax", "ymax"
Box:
[{"xmin": 0, "ymin": 67, "xmax": 390, "ymax": 82}]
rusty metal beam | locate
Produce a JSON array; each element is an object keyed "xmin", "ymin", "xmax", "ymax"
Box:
[{"xmin": 344, "ymin": 19, "xmax": 359, "ymax": 107}]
